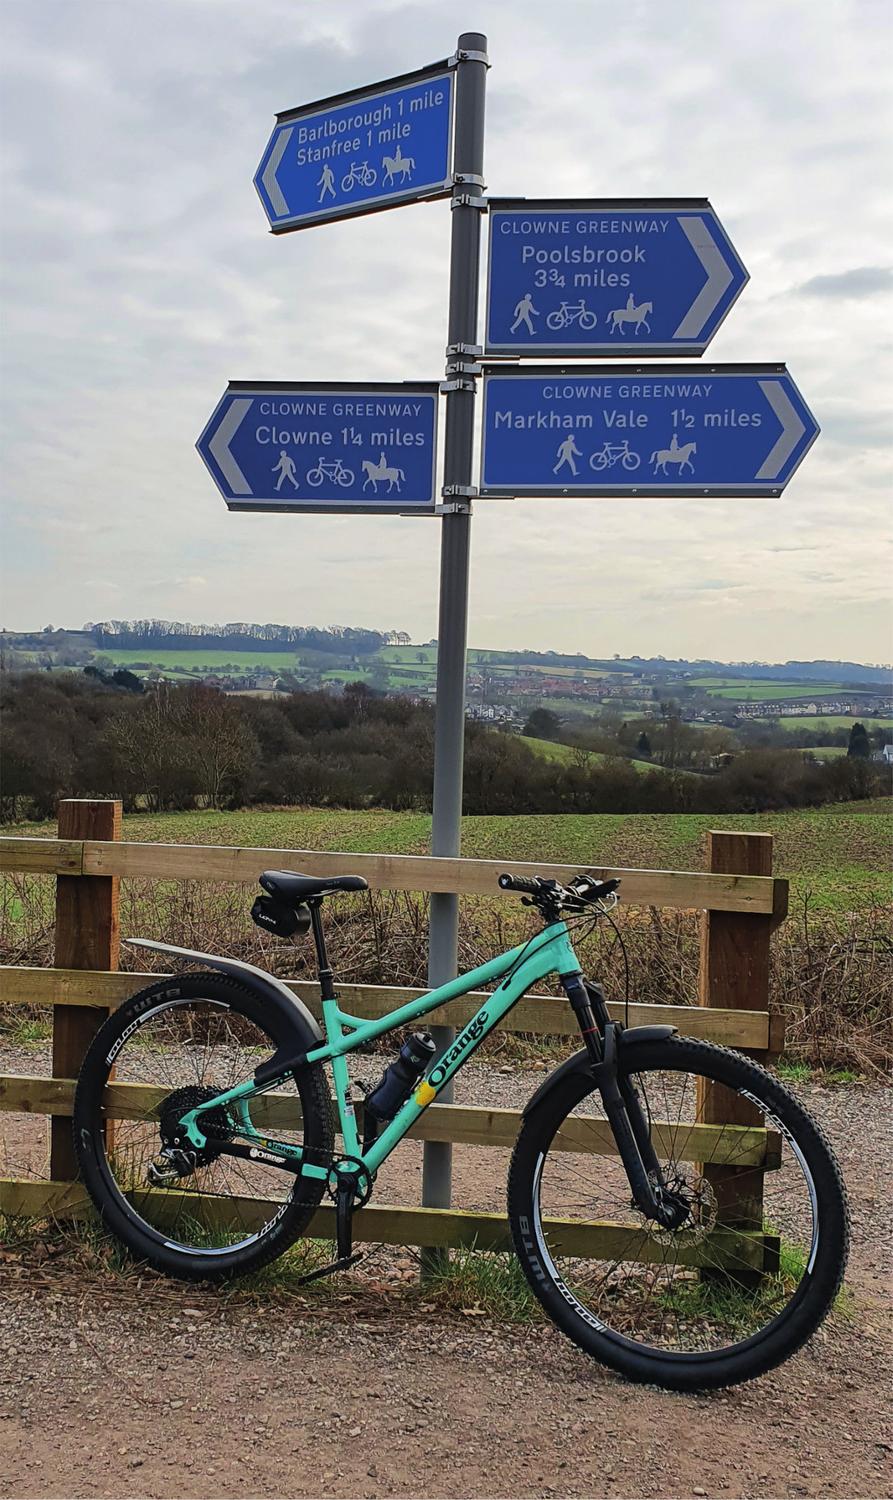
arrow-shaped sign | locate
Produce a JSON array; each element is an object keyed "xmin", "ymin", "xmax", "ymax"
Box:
[
  {"xmin": 197, "ymin": 382, "xmax": 440, "ymax": 514},
  {"xmin": 254, "ymin": 66, "xmax": 455, "ymax": 233},
  {"xmin": 478, "ymin": 365, "xmax": 819, "ymax": 497},
  {"xmin": 484, "ymin": 200, "xmax": 749, "ymax": 357}
]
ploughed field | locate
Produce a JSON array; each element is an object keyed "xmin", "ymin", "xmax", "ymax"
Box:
[{"xmin": 3, "ymin": 802, "xmax": 889, "ymax": 910}]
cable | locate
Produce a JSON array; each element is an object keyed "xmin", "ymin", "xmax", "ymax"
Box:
[{"xmin": 602, "ymin": 909, "xmax": 631, "ymax": 1029}]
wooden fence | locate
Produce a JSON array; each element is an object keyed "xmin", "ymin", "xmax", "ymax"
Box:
[{"xmin": 0, "ymin": 799, "xmax": 787, "ymax": 1258}]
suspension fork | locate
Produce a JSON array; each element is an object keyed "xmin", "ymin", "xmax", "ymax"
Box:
[{"xmin": 561, "ymin": 973, "xmax": 672, "ymax": 1223}]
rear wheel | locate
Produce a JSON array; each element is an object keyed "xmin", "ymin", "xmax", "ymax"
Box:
[
  {"xmin": 73, "ymin": 974, "xmax": 333, "ymax": 1280},
  {"xmin": 508, "ymin": 1036, "xmax": 848, "ymax": 1390}
]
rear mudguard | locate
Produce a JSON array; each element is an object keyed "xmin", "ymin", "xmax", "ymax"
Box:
[
  {"xmin": 124, "ymin": 938, "xmax": 323, "ymax": 1072},
  {"xmin": 522, "ymin": 1024, "xmax": 678, "ymax": 1117}
]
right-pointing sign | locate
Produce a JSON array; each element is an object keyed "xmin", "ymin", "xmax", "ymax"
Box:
[
  {"xmin": 485, "ymin": 200, "xmax": 748, "ymax": 357},
  {"xmin": 479, "ymin": 365, "xmax": 819, "ymax": 497}
]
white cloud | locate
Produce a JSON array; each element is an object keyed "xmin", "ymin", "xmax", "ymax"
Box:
[{"xmin": 1, "ymin": 0, "xmax": 891, "ymax": 662}]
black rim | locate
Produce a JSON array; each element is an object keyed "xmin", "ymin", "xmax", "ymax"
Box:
[
  {"xmin": 85, "ymin": 994, "xmax": 307, "ymax": 1257},
  {"xmin": 527, "ymin": 1054, "xmax": 823, "ymax": 1360}
]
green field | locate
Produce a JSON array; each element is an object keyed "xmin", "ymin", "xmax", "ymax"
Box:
[
  {"xmin": 4, "ymin": 804, "xmax": 888, "ymax": 910},
  {"xmin": 777, "ymin": 715, "xmax": 893, "ymax": 732},
  {"xmin": 690, "ymin": 678, "xmax": 847, "ymax": 701},
  {"xmin": 100, "ymin": 648, "xmax": 305, "ymax": 672},
  {"xmin": 522, "ymin": 737, "xmax": 655, "ymax": 772}
]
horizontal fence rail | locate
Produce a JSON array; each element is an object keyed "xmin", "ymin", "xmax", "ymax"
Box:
[
  {"xmin": 0, "ymin": 967, "xmax": 772, "ymax": 1048},
  {"xmin": 0, "ymin": 1074, "xmax": 781, "ymax": 1167},
  {"xmin": 0, "ymin": 811, "xmax": 786, "ymax": 1263},
  {"xmin": 0, "ymin": 1178, "xmax": 774, "ymax": 1268},
  {"xmin": 0, "ymin": 836, "xmax": 787, "ymax": 914}
]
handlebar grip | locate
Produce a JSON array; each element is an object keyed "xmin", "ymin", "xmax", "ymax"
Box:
[
  {"xmin": 498, "ymin": 873, "xmax": 541, "ymax": 895},
  {"xmin": 584, "ymin": 878, "xmax": 621, "ymax": 900}
]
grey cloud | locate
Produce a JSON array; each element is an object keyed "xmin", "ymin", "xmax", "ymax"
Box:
[
  {"xmin": 794, "ymin": 267, "xmax": 892, "ymax": 299},
  {"xmin": 1, "ymin": 0, "xmax": 891, "ymax": 661}
]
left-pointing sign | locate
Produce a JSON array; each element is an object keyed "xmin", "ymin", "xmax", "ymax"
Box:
[
  {"xmin": 254, "ymin": 65, "xmax": 455, "ymax": 232},
  {"xmin": 197, "ymin": 383, "xmax": 440, "ymax": 513}
]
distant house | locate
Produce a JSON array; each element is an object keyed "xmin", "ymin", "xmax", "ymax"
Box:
[{"xmin": 880, "ymin": 744, "xmax": 893, "ymax": 766}]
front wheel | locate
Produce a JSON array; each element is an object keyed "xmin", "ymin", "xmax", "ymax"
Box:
[{"xmin": 508, "ymin": 1035, "xmax": 848, "ymax": 1390}]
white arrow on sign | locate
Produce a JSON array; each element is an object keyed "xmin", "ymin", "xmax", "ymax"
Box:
[
  {"xmin": 673, "ymin": 216, "xmax": 736, "ymax": 339},
  {"xmin": 261, "ymin": 127, "xmax": 292, "ymax": 218},
  {"xmin": 209, "ymin": 398, "xmax": 253, "ymax": 495},
  {"xmin": 756, "ymin": 380, "xmax": 807, "ymax": 480}
]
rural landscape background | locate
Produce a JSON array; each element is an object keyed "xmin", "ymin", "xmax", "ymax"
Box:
[{"xmin": 2, "ymin": 617, "xmax": 890, "ymax": 1075}]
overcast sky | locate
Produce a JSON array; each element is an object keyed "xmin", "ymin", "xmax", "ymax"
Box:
[{"xmin": 1, "ymin": 0, "xmax": 891, "ymax": 663}]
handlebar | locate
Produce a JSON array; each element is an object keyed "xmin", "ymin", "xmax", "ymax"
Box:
[
  {"xmin": 497, "ymin": 873, "xmax": 544, "ymax": 895},
  {"xmin": 497, "ymin": 873, "xmax": 620, "ymax": 903}
]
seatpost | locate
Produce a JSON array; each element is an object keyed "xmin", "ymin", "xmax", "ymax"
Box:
[{"xmin": 308, "ymin": 901, "xmax": 336, "ymax": 1001}]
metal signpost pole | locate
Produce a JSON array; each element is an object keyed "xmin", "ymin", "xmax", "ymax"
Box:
[{"xmin": 421, "ymin": 33, "xmax": 488, "ymax": 1228}]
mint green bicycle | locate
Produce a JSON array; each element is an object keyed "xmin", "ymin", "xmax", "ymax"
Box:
[{"xmin": 73, "ymin": 869, "xmax": 847, "ymax": 1390}]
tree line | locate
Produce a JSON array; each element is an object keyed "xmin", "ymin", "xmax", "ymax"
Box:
[
  {"xmin": 0, "ymin": 672, "xmax": 888, "ymax": 823},
  {"xmin": 85, "ymin": 620, "xmax": 386, "ymax": 655}
]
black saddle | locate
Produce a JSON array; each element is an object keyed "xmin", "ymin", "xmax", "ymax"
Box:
[{"xmin": 259, "ymin": 870, "xmax": 368, "ymax": 903}]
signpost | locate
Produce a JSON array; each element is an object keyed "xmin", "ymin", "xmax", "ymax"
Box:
[
  {"xmin": 197, "ymin": 382, "xmax": 439, "ymax": 513},
  {"xmin": 254, "ymin": 65, "xmax": 455, "ymax": 232},
  {"xmin": 198, "ymin": 30, "xmax": 820, "ymax": 1252},
  {"xmin": 485, "ymin": 200, "xmax": 748, "ymax": 357},
  {"xmin": 479, "ymin": 365, "xmax": 819, "ymax": 497}
]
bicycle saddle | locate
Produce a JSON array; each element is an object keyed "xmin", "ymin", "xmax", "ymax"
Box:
[{"xmin": 259, "ymin": 870, "xmax": 368, "ymax": 902}]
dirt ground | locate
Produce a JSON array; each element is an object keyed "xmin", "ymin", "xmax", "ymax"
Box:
[{"xmin": 1, "ymin": 1057, "xmax": 891, "ymax": 1500}]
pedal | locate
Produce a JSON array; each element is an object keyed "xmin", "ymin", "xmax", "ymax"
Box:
[{"xmin": 294, "ymin": 1251, "xmax": 365, "ymax": 1287}]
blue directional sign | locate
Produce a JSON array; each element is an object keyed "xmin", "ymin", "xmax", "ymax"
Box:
[
  {"xmin": 485, "ymin": 200, "xmax": 749, "ymax": 357},
  {"xmin": 479, "ymin": 366, "xmax": 819, "ymax": 498},
  {"xmin": 197, "ymin": 383, "xmax": 440, "ymax": 513},
  {"xmin": 254, "ymin": 66, "xmax": 455, "ymax": 232}
]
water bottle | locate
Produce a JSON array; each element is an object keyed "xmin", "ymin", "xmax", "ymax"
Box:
[{"xmin": 363, "ymin": 1032, "xmax": 436, "ymax": 1149}]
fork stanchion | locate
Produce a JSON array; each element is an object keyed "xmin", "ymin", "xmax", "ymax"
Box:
[{"xmin": 420, "ymin": 34, "xmax": 489, "ymax": 1275}]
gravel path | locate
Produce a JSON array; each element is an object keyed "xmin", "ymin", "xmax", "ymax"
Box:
[{"xmin": 1, "ymin": 1045, "xmax": 890, "ymax": 1498}]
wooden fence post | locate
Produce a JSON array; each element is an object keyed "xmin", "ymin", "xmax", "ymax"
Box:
[
  {"xmin": 50, "ymin": 799, "xmax": 121, "ymax": 1179},
  {"xmin": 698, "ymin": 830, "xmax": 774, "ymax": 1239}
]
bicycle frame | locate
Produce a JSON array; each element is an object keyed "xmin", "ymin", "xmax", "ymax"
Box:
[{"xmin": 179, "ymin": 921, "xmax": 581, "ymax": 1184}]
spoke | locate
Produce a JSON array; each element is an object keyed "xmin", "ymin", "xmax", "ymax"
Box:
[{"xmin": 535, "ymin": 1060, "xmax": 815, "ymax": 1355}]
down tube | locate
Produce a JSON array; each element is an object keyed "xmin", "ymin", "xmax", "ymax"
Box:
[{"xmin": 363, "ymin": 926, "xmax": 580, "ymax": 1174}]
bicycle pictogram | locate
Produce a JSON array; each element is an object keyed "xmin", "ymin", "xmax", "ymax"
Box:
[
  {"xmin": 546, "ymin": 300, "xmax": 598, "ymax": 332},
  {"xmin": 589, "ymin": 440, "xmax": 641, "ymax": 472},
  {"xmin": 341, "ymin": 161, "xmax": 377, "ymax": 192},
  {"xmin": 306, "ymin": 457, "xmax": 355, "ymax": 488}
]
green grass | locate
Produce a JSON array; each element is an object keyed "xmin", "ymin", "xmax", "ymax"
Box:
[
  {"xmin": 4, "ymin": 804, "xmax": 889, "ymax": 910},
  {"xmin": 776, "ymin": 1060, "xmax": 863, "ymax": 1086},
  {"xmin": 0, "ymin": 1015, "xmax": 51, "ymax": 1045}
]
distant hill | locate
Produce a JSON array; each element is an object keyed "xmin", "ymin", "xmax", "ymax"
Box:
[{"xmin": 0, "ymin": 622, "xmax": 889, "ymax": 688}]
